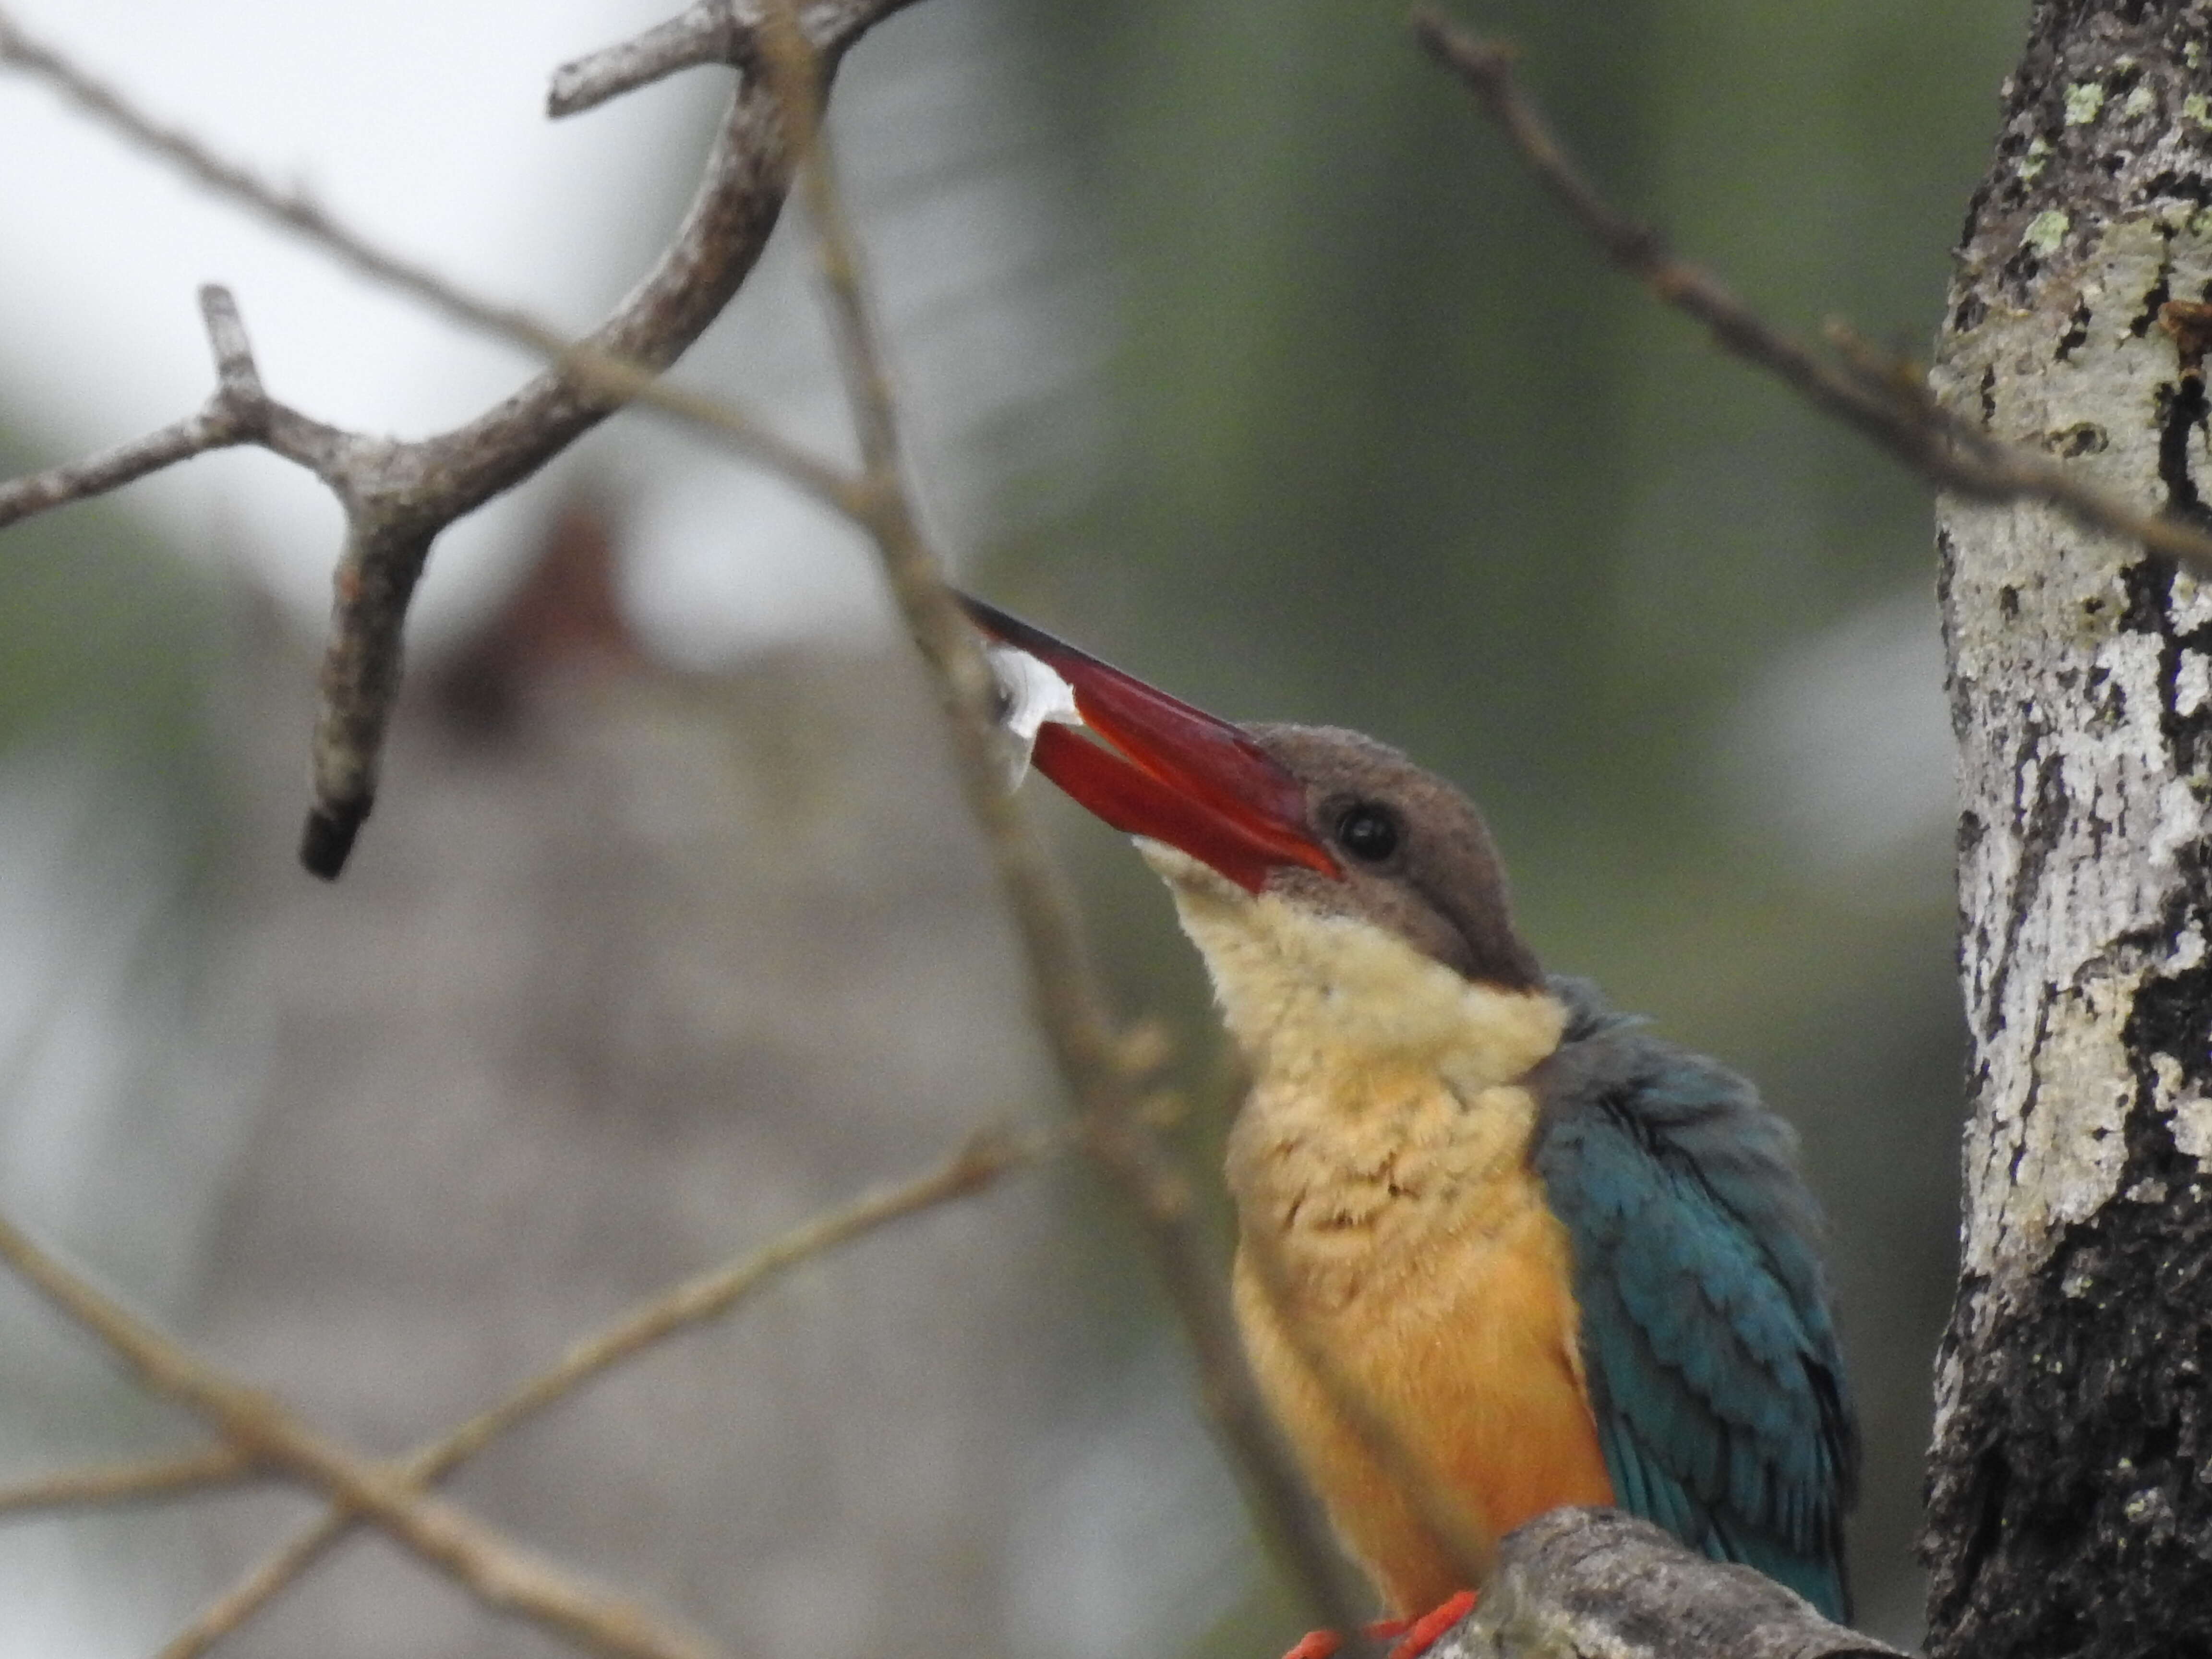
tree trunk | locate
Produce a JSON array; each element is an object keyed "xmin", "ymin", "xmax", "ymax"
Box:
[{"xmin": 1927, "ymin": 5, "xmax": 2212, "ymax": 1657}]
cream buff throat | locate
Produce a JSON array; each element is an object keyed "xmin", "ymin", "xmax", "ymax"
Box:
[{"xmin": 1137, "ymin": 839, "xmax": 1565, "ymax": 1095}]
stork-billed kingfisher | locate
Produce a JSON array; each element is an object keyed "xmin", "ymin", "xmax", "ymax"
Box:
[{"xmin": 964, "ymin": 596, "xmax": 1859, "ymax": 1648}]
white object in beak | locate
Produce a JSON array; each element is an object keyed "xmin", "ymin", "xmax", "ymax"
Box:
[{"xmin": 984, "ymin": 642, "xmax": 1084, "ymax": 788}]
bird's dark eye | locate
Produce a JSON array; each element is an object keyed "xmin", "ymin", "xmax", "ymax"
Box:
[{"xmin": 1334, "ymin": 803, "xmax": 1401, "ymax": 864}]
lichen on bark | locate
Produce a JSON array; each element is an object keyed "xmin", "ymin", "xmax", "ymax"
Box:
[{"xmin": 1927, "ymin": 5, "xmax": 2212, "ymax": 1656}]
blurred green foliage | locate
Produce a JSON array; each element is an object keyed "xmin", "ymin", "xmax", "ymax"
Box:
[{"xmin": 0, "ymin": 437, "xmax": 221, "ymax": 794}]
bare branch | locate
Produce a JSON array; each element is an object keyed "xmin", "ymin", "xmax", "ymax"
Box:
[
  {"xmin": 548, "ymin": 0, "xmax": 915, "ymax": 120},
  {"xmin": 550, "ymin": 1, "xmax": 743, "ymax": 118},
  {"xmin": 161, "ymin": 1125, "xmax": 1049, "ymax": 1659},
  {"xmin": 0, "ymin": 1205, "xmax": 726, "ymax": 1659},
  {"xmin": 162, "ymin": 1527, "xmax": 331, "ymax": 1659},
  {"xmin": 1432, "ymin": 1509, "xmax": 1902, "ymax": 1659},
  {"xmin": 0, "ymin": 1446, "xmax": 255, "ymax": 1517},
  {"xmin": 1410, "ymin": 8, "xmax": 2212, "ymax": 578},
  {"xmin": 753, "ymin": 7, "xmax": 1376, "ymax": 1638},
  {"xmin": 0, "ymin": 0, "xmax": 898, "ymax": 878},
  {"xmin": 760, "ymin": 12, "xmax": 898, "ymax": 481}
]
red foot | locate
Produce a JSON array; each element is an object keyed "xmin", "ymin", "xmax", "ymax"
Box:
[
  {"xmin": 1369, "ymin": 1589, "xmax": 1479, "ymax": 1659},
  {"xmin": 1278, "ymin": 1591, "xmax": 1478, "ymax": 1659}
]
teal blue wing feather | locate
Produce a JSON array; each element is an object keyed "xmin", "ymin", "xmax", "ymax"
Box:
[{"xmin": 1530, "ymin": 979, "xmax": 1858, "ymax": 1622}]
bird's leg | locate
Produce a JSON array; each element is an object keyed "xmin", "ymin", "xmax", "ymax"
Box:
[
  {"xmin": 1367, "ymin": 1589, "xmax": 1479, "ymax": 1659},
  {"xmin": 1279, "ymin": 1588, "xmax": 1479, "ymax": 1659}
]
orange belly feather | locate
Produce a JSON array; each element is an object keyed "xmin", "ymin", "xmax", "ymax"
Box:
[{"xmin": 1229, "ymin": 1097, "xmax": 1612, "ymax": 1613}]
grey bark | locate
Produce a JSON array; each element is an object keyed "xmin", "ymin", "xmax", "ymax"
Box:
[
  {"xmin": 1428, "ymin": 1511, "xmax": 1899, "ymax": 1659},
  {"xmin": 1927, "ymin": 5, "xmax": 2212, "ymax": 1657}
]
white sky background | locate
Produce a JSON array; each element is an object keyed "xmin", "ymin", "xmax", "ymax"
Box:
[
  {"xmin": 1718, "ymin": 587, "xmax": 1956, "ymax": 876},
  {"xmin": 0, "ymin": 0, "xmax": 1101, "ymax": 657}
]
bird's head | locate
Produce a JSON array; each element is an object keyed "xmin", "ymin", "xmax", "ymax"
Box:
[{"xmin": 967, "ymin": 597, "xmax": 1558, "ymax": 1079}]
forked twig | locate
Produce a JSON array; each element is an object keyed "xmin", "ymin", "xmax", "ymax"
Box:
[{"xmin": 0, "ymin": 0, "xmax": 904, "ymax": 876}]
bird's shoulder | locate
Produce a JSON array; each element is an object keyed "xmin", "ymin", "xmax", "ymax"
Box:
[
  {"xmin": 1523, "ymin": 975, "xmax": 1858, "ymax": 1613},
  {"xmin": 1527, "ymin": 978, "xmax": 1828, "ymax": 1295}
]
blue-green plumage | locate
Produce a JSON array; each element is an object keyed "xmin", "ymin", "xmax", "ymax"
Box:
[{"xmin": 1530, "ymin": 979, "xmax": 1858, "ymax": 1622}]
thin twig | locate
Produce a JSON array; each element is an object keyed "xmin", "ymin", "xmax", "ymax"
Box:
[
  {"xmin": 0, "ymin": 1446, "xmax": 255, "ymax": 1517},
  {"xmin": 160, "ymin": 1125, "xmax": 1050, "ymax": 1659},
  {"xmin": 1410, "ymin": 7, "xmax": 2212, "ymax": 578},
  {"xmin": 0, "ymin": 406, "xmax": 240, "ymax": 528},
  {"xmin": 448, "ymin": 1126, "xmax": 1046, "ymax": 1465},
  {"xmin": 0, "ymin": 286, "xmax": 334, "ymax": 526},
  {"xmin": 550, "ymin": 0, "xmax": 743, "ymax": 118},
  {"xmin": 757, "ymin": 6, "xmax": 1375, "ymax": 1637},
  {"xmin": 0, "ymin": 1206, "xmax": 725, "ymax": 1659}
]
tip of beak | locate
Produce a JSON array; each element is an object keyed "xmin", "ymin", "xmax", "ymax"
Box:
[{"xmin": 960, "ymin": 592, "xmax": 1338, "ymax": 890}]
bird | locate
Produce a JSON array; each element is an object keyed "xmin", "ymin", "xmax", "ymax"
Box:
[{"xmin": 962, "ymin": 595, "xmax": 1858, "ymax": 1655}]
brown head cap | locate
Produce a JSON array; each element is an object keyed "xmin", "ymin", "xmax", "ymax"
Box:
[{"xmin": 1247, "ymin": 723, "xmax": 1543, "ymax": 992}]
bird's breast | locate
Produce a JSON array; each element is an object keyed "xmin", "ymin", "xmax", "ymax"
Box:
[
  {"xmin": 1225, "ymin": 1055, "xmax": 1548, "ymax": 1304},
  {"xmin": 1225, "ymin": 1062, "xmax": 1612, "ymax": 1608}
]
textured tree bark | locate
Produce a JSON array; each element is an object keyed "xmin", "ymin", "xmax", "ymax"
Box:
[
  {"xmin": 1426, "ymin": 1511, "xmax": 1899, "ymax": 1659},
  {"xmin": 1927, "ymin": 6, "xmax": 2212, "ymax": 1657}
]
